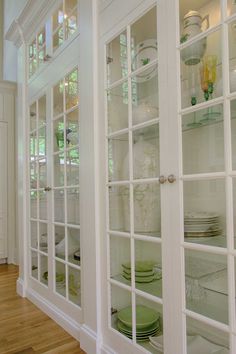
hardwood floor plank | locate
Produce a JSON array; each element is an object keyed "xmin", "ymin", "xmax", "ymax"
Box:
[{"xmin": 0, "ymin": 265, "xmax": 86, "ymax": 354}]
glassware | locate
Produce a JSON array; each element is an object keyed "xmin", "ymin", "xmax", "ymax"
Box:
[{"xmin": 187, "ymin": 64, "xmax": 202, "ymax": 128}]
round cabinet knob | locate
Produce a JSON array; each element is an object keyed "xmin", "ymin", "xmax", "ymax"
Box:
[
  {"xmin": 167, "ymin": 174, "xmax": 176, "ymax": 183},
  {"xmin": 159, "ymin": 175, "xmax": 167, "ymax": 184},
  {"xmin": 44, "ymin": 186, "xmax": 52, "ymax": 192}
]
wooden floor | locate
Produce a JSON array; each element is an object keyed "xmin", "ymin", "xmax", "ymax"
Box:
[{"xmin": 0, "ymin": 265, "xmax": 86, "ymax": 354}]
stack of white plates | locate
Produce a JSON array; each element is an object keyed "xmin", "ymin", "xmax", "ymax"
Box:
[
  {"xmin": 117, "ymin": 305, "xmax": 161, "ymax": 341},
  {"xmin": 184, "ymin": 212, "xmax": 222, "ymax": 238},
  {"xmin": 122, "ymin": 261, "xmax": 162, "ymax": 283}
]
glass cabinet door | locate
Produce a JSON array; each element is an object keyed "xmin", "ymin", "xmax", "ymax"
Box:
[{"xmin": 106, "ymin": 6, "xmax": 163, "ymax": 353}]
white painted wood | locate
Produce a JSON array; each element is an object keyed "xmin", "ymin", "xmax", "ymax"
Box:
[{"xmin": 0, "ymin": 122, "xmax": 7, "ymax": 260}]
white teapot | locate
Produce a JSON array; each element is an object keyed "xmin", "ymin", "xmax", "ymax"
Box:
[{"xmin": 181, "ymin": 10, "xmax": 209, "ymax": 65}]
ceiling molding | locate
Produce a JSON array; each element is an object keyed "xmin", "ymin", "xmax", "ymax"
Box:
[
  {"xmin": 99, "ymin": 0, "xmax": 114, "ymax": 12},
  {"xmin": 5, "ymin": 0, "xmax": 60, "ymax": 47}
]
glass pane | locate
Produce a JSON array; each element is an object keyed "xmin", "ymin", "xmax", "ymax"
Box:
[
  {"xmin": 53, "ymin": 26, "xmax": 64, "ymax": 51},
  {"xmin": 30, "ymin": 221, "xmax": 38, "ymax": 249},
  {"xmin": 133, "ymin": 126, "xmax": 159, "ymax": 179},
  {"xmin": 38, "ymin": 126, "xmax": 46, "ymax": 158},
  {"xmin": 131, "ymin": 7, "xmax": 157, "ymax": 72},
  {"xmin": 232, "ymin": 179, "xmax": 236, "ymax": 248},
  {"xmin": 54, "ymin": 117, "xmax": 65, "ymax": 152},
  {"xmin": 65, "ymin": 10, "xmax": 77, "ymax": 39},
  {"xmin": 132, "ymin": 65, "xmax": 158, "ymax": 126},
  {"xmin": 31, "ymin": 251, "xmax": 38, "ymax": 280},
  {"xmin": 135, "ymin": 295, "xmax": 163, "ymax": 351},
  {"xmin": 53, "ymin": 80, "xmax": 64, "ymax": 116},
  {"xmin": 66, "ymin": 148, "xmax": 80, "ymax": 185},
  {"xmin": 40, "ymin": 255, "xmax": 48, "ymax": 286},
  {"xmin": 53, "ymin": 6, "xmax": 64, "ymax": 31},
  {"xmin": 39, "ymin": 222, "xmax": 48, "ymax": 253},
  {"xmin": 68, "ymin": 266, "xmax": 81, "ymax": 306},
  {"xmin": 186, "ymin": 316, "xmax": 229, "ymax": 354},
  {"xmin": 67, "ymin": 188, "xmax": 80, "ymax": 225},
  {"xmin": 39, "ymin": 191, "xmax": 47, "ymax": 221},
  {"xmin": 30, "ymin": 191, "xmax": 38, "ymax": 219},
  {"xmin": 108, "ymin": 133, "xmax": 129, "ymax": 182},
  {"xmin": 110, "ymin": 235, "xmax": 131, "ymax": 286},
  {"xmin": 38, "ymin": 28, "xmax": 45, "ymax": 47},
  {"xmin": 134, "ymin": 183, "xmax": 161, "ymax": 238},
  {"xmin": 179, "ymin": 1, "xmax": 221, "ymax": 44},
  {"xmin": 29, "ymin": 40, "xmax": 36, "ymax": 60},
  {"xmin": 229, "ymin": 21, "xmax": 236, "ymax": 93},
  {"xmin": 68, "ymin": 227, "xmax": 80, "ymax": 265},
  {"xmin": 55, "ymin": 260, "xmax": 66, "ymax": 297},
  {"xmin": 38, "ymin": 159, "xmax": 47, "ymax": 188},
  {"xmin": 66, "ymin": 108, "xmax": 79, "ymax": 147},
  {"xmin": 54, "ymin": 153, "xmax": 65, "ymax": 187},
  {"xmin": 106, "ymin": 31, "xmax": 127, "ymax": 85},
  {"xmin": 184, "ymin": 179, "xmax": 226, "ymax": 248},
  {"xmin": 30, "ymin": 162, "xmax": 37, "ymax": 189},
  {"xmin": 111, "ymin": 284, "xmax": 131, "ymax": 334},
  {"xmin": 55, "ymin": 225, "xmax": 65, "ymax": 259},
  {"xmin": 134, "ymin": 240, "xmax": 162, "ymax": 298},
  {"xmin": 182, "ymin": 104, "xmax": 224, "ymax": 174},
  {"xmin": 38, "ymin": 95, "xmax": 46, "ymax": 127},
  {"xmin": 29, "ymin": 102, "xmax": 37, "ymax": 131},
  {"xmin": 228, "ymin": 0, "xmax": 236, "ymax": 16},
  {"xmin": 38, "ymin": 47, "xmax": 45, "ymax": 66},
  {"xmin": 107, "ymin": 82, "xmax": 128, "ymax": 133},
  {"xmin": 30, "ymin": 131, "xmax": 37, "ymax": 160},
  {"xmin": 185, "ymin": 249, "xmax": 228, "ymax": 324},
  {"xmin": 109, "ymin": 185, "xmax": 130, "ymax": 232},
  {"xmin": 65, "ymin": 69, "xmax": 78, "ymax": 110},
  {"xmin": 54, "ymin": 189, "xmax": 65, "ymax": 223},
  {"xmin": 231, "ymin": 100, "xmax": 236, "ymax": 170},
  {"xmin": 181, "ymin": 30, "xmax": 222, "ymax": 109},
  {"xmin": 29, "ymin": 60, "xmax": 37, "ymax": 77},
  {"xmin": 65, "ymin": 0, "xmax": 77, "ymax": 14}
]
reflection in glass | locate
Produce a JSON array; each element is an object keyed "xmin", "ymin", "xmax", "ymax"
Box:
[
  {"xmin": 55, "ymin": 225, "xmax": 65, "ymax": 259},
  {"xmin": 232, "ymin": 179, "xmax": 236, "ymax": 248},
  {"xmin": 132, "ymin": 66, "xmax": 158, "ymax": 126},
  {"xmin": 66, "ymin": 108, "xmax": 79, "ymax": 147},
  {"xmin": 30, "ymin": 221, "xmax": 38, "ymax": 249},
  {"xmin": 228, "ymin": 21, "xmax": 236, "ymax": 92},
  {"xmin": 39, "ymin": 191, "xmax": 47, "ymax": 221},
  {"xmin": 106, "ymin": 31, "xmax": 127, "ymax": 85},
  {"xmin": 54, "ymin": 189, "xmax": 65, "ymax": 223},
  {"xmin": 186, "ymin": 316, "xmax": 229, "ymax": 354},
  {"xmin": 134, "ymin": 240, "xmax": 162, "ymax": 298},
  {"xmin": 39, "ymin": 222, "xmax": 48, "ymax": 253},
  {"xmin": 66, "ymin": 148, "xmax": 80, "ymax": 186},
  {"xmin": 30, "ymin": 132, "xmax": 37, "ymax": 160},
  {"xmin": 38, "ymin": 159, "xmax": 47, "ymax": 188},
  {"xmin": 107, "ymin": 83, "xmax": 128, "ymax": 133},
  {"xmin": 55, "ymin": 261, "xmax": 66, "ymax": 297},
  {"xmin": 30, "ymin": 191, "xmax": 37, "ymax": 219},
  {"xmin": 30, "ymin": 102, "xmax": 37, "ymax": 131},
  {"xmin": 30, "ymin": 162, "xmax": 37, "ymax": 189},
  {"xmin": 67, "ymin": 188, "xmax": 80, "ymax": 225},
  {"xmin": 228, "ymin": 0, "xmax": 236, "ymax": 16},
  {"xmin": 65, "ymin": 10, "xmax": 77, "ymax": 39},
  {"xmin": 54, "ymin": 153, "xmax": 64, "ymax": 187},
  {"xmin": 131, "ymin": 7, "xmax": 157, "ymax": 72},
  {"xmin": 54, "ymin": 117, "xmax": 64, "ymax": 152},
  {"xmin": 31, "ymin": 251, "xmax": 38, "ymax": 280},
  {"xmin": 182, "ymin": 104, "xmax": 224, "ymax": 174},
  {"xmin": 53, "ymin": 5, "xmax": 64, "ymax": 32},
  {"xmin": 68, "ymin": 266, "xmax": 81, "ymax": 306},
  {"xmin": 134, "ymin": 183, "xmax": 161, "ymax": 238},
  {"xmin": 38, "ymin": 95, "xmax": 46, "ymax": 127},
  {"xmin": 38, "ymin": 126, "xmax": 46, "ymax": 157},
  {"xmin": 110, "ymin": 236, "xmax": 131, "ymax": 286},
  {"xmin": 65, "ymin": 69, "xmax": 78, "ymax": 110},
  {"xmin": 183, "ymin": 179, "xmax": 226, "ymax": 248},
  {"xmin": 108, "ymin": 134, "xmax": 129, "ymax": 182},
  {"xmin": 133, "ymin": 126, "xmax": 159, "ymax": 179},
  {"xmin": 53, "ymin": 80, "xmax": 64, "ymax": 116},
  {"xmin": 231, "ymin": 100, "xmax": 236, "ymax": 170},
  {"xmin": 68, "ymin": 227, "xmax": 80, "ymax": 265},
  {"xmin": 111, "ymin": 284, "xmax": 132, "ymax": 333},
  {"xmin": 53, "ymin": 27, "xmax": 64, "ymax": 52},
  {"xmin": 185, "ymin": 250, "xmax": 228, "ymax": 324},
  {"xmin": 109, "ymin": 185, "xmax": 130, "ymax": 232},
  {"xmin": 40, "ymin": 255, "xmax": 48, "ymax": 286}
]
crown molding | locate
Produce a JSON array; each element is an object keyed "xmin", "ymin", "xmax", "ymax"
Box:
[
  {"xmin": 5, "ymin": 0, "xmax": 60, "ymax": 48},
  {"xmin": 99, "ymin": 0, "xmax": 114, "ymax": 12}
]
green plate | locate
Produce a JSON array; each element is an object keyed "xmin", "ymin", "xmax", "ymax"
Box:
[
  {"xmin": 122, "ymin": 261, "xmax": 155, "ymax": 272},
  {"xmin": 117, "ymin": 320, "xmax": 160, "ymax": 335},
  {"xmin": 117, "ymin": 305, "xmax": 160, "ymax": 329},
  {"xmin": 123, "ymin": 269, "xmax": 155, "ymax": 277}
]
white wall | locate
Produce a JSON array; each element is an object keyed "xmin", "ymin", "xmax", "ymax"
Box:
[{"xmin": 3, "ymin": 0, "xmax": 27, "ymax": 82}]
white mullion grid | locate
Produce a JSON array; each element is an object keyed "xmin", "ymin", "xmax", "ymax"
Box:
[
  {"xmin": 134, "ymin": 288, "xmax": 163, "ymax": 306},
  {"xmin": 107, "ymin": 128, "xmax": 129, "ymax": 139},
  {"xmin": 131, "ymin": 117, "xmax": 160, "ymax": 132},
  {"xmin": 184, "ymin": 308, "xmax": 230, "ymax": 332},
  {"xmin": 182, "ymin": 241, "xmax": 228, "ymax": 255},
  {"xmin": 109, "ymin": 278, "xmax": 131, "ymax": 292},
  {"xmin": 133, "ymin": 234, "xmax": 162, "ymax": 243},
  {"xmin": 127, "ymin": 23, "xmax": 136, "ymax": 345},
  {"xmin": 182, "ymin": 172, "xmax": 226, "ymax": 181},
  {"xmin": 130, "ymin": 58, "xmax": 158, "ymax": 79},
  {"xmin": 36, "ymin": 99, "xmax": 40, "ymax": 281},
  {"xmin": 180, "ymin": 96, "xmax": 224, "ymax": 115},
  {"xmin": 222, "ymin": 1, "xmax": 236, "ymax": 351},
  {"xmin": 108, "ymin": 230, "xmax": 130, "ymax": 239}
]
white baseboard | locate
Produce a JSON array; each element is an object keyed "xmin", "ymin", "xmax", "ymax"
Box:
[
  {"xmin": 27, "ymin": 288, "xmax": 81, "ymax": 341},
  {"xmin": 80, "ymin": 324, "xmax": 98, "ymax": 354},
  {"xmin": 17, "ymin": 277, "xmax": 26, "ymax": 297}
]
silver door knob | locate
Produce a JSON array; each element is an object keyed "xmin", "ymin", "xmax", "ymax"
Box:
[
  {"xmin": 159, "ymin": 175, "xmax": 167, "ymax": 184},
  {"xmin": 167, "ymin": 174, "xmax": 176, "ymax": 183},
  {"xmin": 44, "ymin": 186, "xmax": 52, "ymax": 192}
]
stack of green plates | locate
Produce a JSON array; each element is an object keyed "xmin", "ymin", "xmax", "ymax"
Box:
[
  {"xmin": 117, "ymin": 305, "xmax": 161, "ymax": 341},
  {"xmin": 122, "ymin": 261, "xmax": 161, "ymax": 283}
]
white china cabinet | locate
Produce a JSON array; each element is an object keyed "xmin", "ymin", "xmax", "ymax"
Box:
[{"xmin": 99, "ymin": 0, "xmax": 236, "ymax": 353}]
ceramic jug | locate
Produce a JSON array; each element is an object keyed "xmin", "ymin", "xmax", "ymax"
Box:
[{"xmin": 181, "ymin": 10, "xmax": 209, "ymax": 65}]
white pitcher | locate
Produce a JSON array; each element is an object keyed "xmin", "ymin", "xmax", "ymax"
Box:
[{"xmin": 181, "ymin": 10, "xmax": 209, "ymax": 65}]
